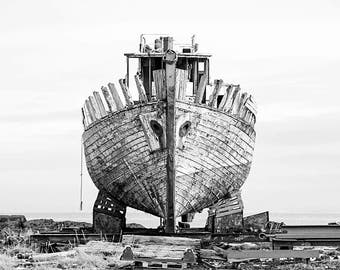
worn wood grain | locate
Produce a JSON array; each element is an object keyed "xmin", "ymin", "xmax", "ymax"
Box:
[
  {"xmin": 93, "ymin": 91, "xmax": 107, "ymax": 117},
  {"xmin": 108, "ymin": 82, "xmax": 124, "ymax": 110},
  {"xmin": 101, "ymin": 86, "xmax": 117, "ymax": 112},
  {"xmin": 134, "ymin": 75, "xmax": 148, "ymax": 102},
  {"xmin": 119, "ymin": 79, "xmax": 134, "ymax": 106}
]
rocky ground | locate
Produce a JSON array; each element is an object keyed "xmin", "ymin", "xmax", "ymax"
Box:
[{"xmin": 1, "ymin": 215, "xmax": 340, "ymax": 269}]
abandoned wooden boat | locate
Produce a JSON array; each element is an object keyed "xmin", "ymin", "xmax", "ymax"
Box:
[{"xmin": 81, "ymin": 35, "xmax": 257, "ymax": 233}]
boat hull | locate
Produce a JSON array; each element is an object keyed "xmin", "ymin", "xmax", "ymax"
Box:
[{"xmin": 83, "ymin": 101, "xmax": 256, "ymax": 218}]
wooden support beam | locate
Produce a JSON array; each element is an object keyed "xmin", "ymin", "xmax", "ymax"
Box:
[
  {"xmin": 208, "ymin": 79, "xmax": 223, "ymax": 107},
  {"xmin": 134, "ymin": 75, "xmax": 148, "ymax": 102},
  {"xmin": 164, "ymin": 45, "xmax": 177, "ymax": 234},
  {"xmin": 108, "ymin": 82, "xmax": 124, "ymax": 110},
  {"xmin": 194, "ymin": 73, "xmax": 208, "ymax": 104},
  {"xmin": 93, "ymin": 91, "xmax": 107, "ymax": 117},
  {"xmin": 119, "ymin": 79, "xmax": 134, "ymax": 106},
  {"xmin": 101, "ymin": 86, "xmax": 117, "ymax": 112}
]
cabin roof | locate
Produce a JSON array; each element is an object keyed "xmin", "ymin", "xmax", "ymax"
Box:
[{"xmin": 124, "ymin": 52, "xmax": 212, "ymax": 59}]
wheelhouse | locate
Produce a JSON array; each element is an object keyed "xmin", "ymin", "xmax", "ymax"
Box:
[{"xmin": 124, "ymin": 35, "xmax": 212, "ymax": 102}]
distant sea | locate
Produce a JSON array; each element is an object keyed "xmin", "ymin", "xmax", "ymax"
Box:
[{"xmin": 15, "ymin": 210, "xmax": 340, "ymax": 228}]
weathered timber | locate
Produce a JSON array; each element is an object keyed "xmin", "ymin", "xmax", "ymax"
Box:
[
  {"xmin": 93, "ymin": 91, "xmax": 107, "ymax": 117},
  {"xmin": 243, "ymin": 211, "xmax": 269, "ymax": 232},
  {"xmin": 119, "ymin": 79, "xmax": 134, "ymax": 106},
  {"xmin": 88, "ymin": 96, "xmax": 101, "ymax": 119},
  {"xmin": 153, "ymin": 69, "xmax": 166, "ymax": 100},
  {"xmin": 85, "ymin": 99, "xmax": 97, "ymax": 121},
  {"xmin": 82, "ymin": 101, "xmax": 255, "ymax": 217},
  {"xmin": 83, "ymin": 103, "xmax": 93, "ymax": 124},
  {"xmin": 213, "ymin": 247, "xmax": 319, "ymax": 260},
  {"xmin": 93, "ymin": 191, "xmax": 126, "ymax": 234},
  {"xmin": 134, "ymin": 75, "xmax": 148, "ymax": 102},
  {"xmin": 108, "ymin": 82, "xmax": 124, "ymax": 110},
  {"xmin": 81, "ymin": 107, "xmax": 88, "ymax": 128},
  {"xmin": 165, "ymin": 47, "xmax": 177, "ymax": 233},
  {"xmin": 101, "ymin": 86, "xmax": 117, "ymax": 112},
  {"xmin": 194, "ymin": 73, "xmax": 208, "ymax": 103},
  {"xmin": 176, "ymin": 69, "xmax": 188, "ymax": 100},
  {"xmin": 208, "ymin": 79, "xmax": 223, "ymax": 107},
  {"xmin": 218, "ymin": 84, "xmax": 233, "ymax": 110},
  {"xmin": 122, "ymin": 235, "xmax": 201, "ymax": 248}
]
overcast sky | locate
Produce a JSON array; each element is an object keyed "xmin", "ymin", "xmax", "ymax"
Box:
[{"xmin": 0, "ymin": 0, "xmax": 339, "ymax": 218}]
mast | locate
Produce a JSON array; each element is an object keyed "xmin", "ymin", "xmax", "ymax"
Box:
[{"xmin": 164, "ymin": 37, "xmax": 177, "ymax": 233}]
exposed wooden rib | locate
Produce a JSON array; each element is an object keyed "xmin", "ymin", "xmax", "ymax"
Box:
[
  {"xmin": 208, "ymin": 79, "xmax": 223, "ymax": 107},
  {"xmin": 175, "ymin": 69, "xmax": 188, "ymax": 101},
  {"xmin": 81, "ymin": 107, "xmax": 88, "ymax": 128},
  {"xmin": 218, "ymin": 84, "xmax": 232, "ymax": 110},
  {"xmin": 101, "ymin": 86, "xmax": 117, "ymax": 112},
  {"xmin": 153, "ymin": 69, "xmax": 166, "ymax": 100},
  {"xmin": 231, "ymin": 89, "xmax": 241, "ymax": 115},
  {"xmin": 93, "ymin": 91, "xmax": 107, "ymax": 117},
  {"xmin": 237, "ymin": 92, "xmax": 248, "ymax": 116},
  {"xmin": 226, "ymin": 85, "xmax": 240, "ymax": 113},
  {"xmin": 83, "ymin": 103, "xmax": 93, "ymax": 124},
  {"xmin": 89, "ymin": 96, "xmax": 101, "ymax": 119},
  {"xmin": 108, "ymin": 82, "xmax": 124, "ymax": 110},
  {"xmin": 134, "ymin": 75, "xmax": 148, "ymax": 102},
  {"xmin": 87, "ymin": 98, "xmax": 99, "ymax": 120},
  {"xmin": 220, "ymin": 85, "xmax": 235, "ymax": 112},
  {"xmin": 119, "ymin": 79, "xmax": 134, "ymax": 106},
  {"xmin": 194, "ymin": 73, "xmax": 208, "ymax": 104}
]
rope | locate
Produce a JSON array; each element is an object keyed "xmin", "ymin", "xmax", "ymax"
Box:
[{"xmin": 80, "ymin": 138, "xmax": 83, "ymax": 211}]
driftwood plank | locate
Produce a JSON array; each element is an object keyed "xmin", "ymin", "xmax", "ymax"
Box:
[
  {"xmin": 93, "ymin": 91, "xmax": 107, "ymax": 117},
  {"xmin": 119, "ymin": 79, "xmax": 134, "ymax": 106},
  {"xmin": 208, "ymin": 79, "xmax": 223, "ymax": 107},
  {"xmin": 108, "ymin": 82, "xmax": 124, "ymax": 110},
  {"xmin": 194, "ymin": 73, "xmax": 208, "ymax": 104},
  {"xmin": 134, "ymin": 75, "xmax": 148, "ymax": 102},
  {"xmin": 101, "ymin": 86, "xmax": 117, "ymax": 112}
]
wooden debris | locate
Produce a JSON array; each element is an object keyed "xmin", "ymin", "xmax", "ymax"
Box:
[
  {"xmin": 119, "ymin": 79, "xmax": 134, "ymax": 106},
  {"xmin": 122, "ymin": 235, "xmax": 201, "ymax": 249}
]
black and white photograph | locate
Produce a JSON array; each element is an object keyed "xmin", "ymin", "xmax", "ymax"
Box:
[{"xmin": 0, "ymin": 0, "xmax": 339, "ymax": 269}]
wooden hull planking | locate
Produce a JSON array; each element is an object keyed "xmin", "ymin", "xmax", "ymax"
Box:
[{"xmin": 82, "ymin": 93, "xmax": 256, "ymax": 217}]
